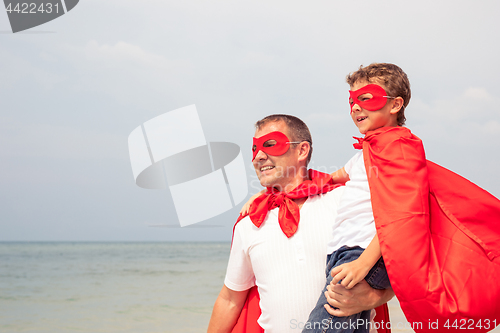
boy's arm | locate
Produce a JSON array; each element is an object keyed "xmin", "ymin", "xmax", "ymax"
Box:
[
  {"xmin": 207, "ymin": 285, "xmax": 249, "ymax": 333},
  {"xmin": 239, "ymin": 190, "xmax": 266, "ymax": 215},
  {"xmin": 330, "ymin": 167, "xmax": 350, "ymax": 184},
  {"xmin": 330, "ymin": 234, "xmax": 381, "ymax": 289}
]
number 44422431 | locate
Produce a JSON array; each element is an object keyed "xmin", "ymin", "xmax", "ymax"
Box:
[{"xmin": 6, "ymin": 2, "xmax": 59, "ymax": 14}]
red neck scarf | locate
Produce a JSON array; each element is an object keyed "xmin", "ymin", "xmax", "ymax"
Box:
[
  {"xmin": 353, "ymin": 127, "xmax": 404, "ymax": 150},
  {"xmin": 246, "ymin": 169, "xmax": 340, "ymax": 238},
  {"xmin": 353, "ymin": 136, "xmax": 364, "ymax": 149}
]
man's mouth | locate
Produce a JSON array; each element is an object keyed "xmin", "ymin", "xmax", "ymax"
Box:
[
  {"xmin": 260, "ymin": 165, "xmax": 275, "ymax": 172},
  {"xmin": 357, "ymin": 116, "xmax": 368, "ymax": 123}
]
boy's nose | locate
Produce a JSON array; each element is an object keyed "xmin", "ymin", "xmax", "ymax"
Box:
[{"xmin": 350, "ymin": 103, "xmax": 362, "ymax": 113}]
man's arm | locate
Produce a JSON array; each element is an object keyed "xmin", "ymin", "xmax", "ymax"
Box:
[
  {"xmin": 323, "ymin": 279, "xmax": 394, "ymax": 317},
  {"xmin": 207, "ymin": 285, "xmax": 249, "ymax": 333}
]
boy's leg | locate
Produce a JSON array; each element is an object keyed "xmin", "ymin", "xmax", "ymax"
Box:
[
  {"xmin": 301, "ymin": 247, "xmax": 371, "ymax": 333},
  {"xmin": 365, "ymin": 257, "xmax": 391, "ymax": 290}
]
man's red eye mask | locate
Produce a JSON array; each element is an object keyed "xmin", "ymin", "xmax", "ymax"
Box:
[
  {"xmin": 252, "ymin": 131, "xmax": 294, "ymax": 161},
  {"xmin": 349, "ymin": 84, "xmax": 393, "ymax": 112}
]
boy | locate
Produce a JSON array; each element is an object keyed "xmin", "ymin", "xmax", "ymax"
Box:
[{"xmin": 301, "ymin": 63, "xmax": 408, "ymax": 332}]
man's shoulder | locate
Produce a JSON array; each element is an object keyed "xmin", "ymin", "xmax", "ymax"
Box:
[
  {"xmin": 308, "ymin": 185, "xmax": 344, "ymax": 208},
  {"xmin": 235, "ymin": 213, "xmax": 252, "ymax": 226},
  {"xmin": 233, "ymin": 213, "xmax": 262, "ymax": 235}
]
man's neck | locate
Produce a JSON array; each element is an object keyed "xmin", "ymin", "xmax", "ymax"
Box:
[
  {"xmin": 294, "ymin": 197, "xmax": 308, "ymax": 209},
  {"xmin": 272, "ymin": 173, "xmax": 310, "ymax": 193}
]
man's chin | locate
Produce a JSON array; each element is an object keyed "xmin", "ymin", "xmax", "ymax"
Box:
[
  {"xmin": 259, "ymin": 181, "xmax": 271, "ymax": 188},
  {"xmin": 260, "ymin": 182, "xmax": 284, "ymax": 192},
  {"xmin": 259, "ymin": 177, "xmax": 276, "ymax": 188}
]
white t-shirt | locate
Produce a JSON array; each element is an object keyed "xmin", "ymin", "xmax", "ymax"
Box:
[
  {"xmin": 224, "ymin": 187, "xmax": 344, "ymax": 333},
  {"xmin": 326, "ymin": 151, "xmax": 376, "ymax": 254}
]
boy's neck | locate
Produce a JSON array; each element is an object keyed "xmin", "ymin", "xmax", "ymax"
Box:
[{"xmin": 365, "ymin": 125, "xmax": 402, "ymax": 136}]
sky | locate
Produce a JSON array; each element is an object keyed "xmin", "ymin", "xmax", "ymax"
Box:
[{"xmin": 1, "ymin": 0, "xmax": 500, "ymax": 241}]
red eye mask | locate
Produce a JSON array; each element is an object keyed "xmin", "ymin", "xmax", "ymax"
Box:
[
  {"xmin": 349, "ymin": 84, "xmax": 393, "ymax": 112},
  {"xmin": 252, "ymin": 131, "xmax": 300, "ymax": 161}
]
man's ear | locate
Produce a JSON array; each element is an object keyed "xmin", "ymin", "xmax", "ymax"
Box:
[
  {"xmin": 390, "ymin": 97, "xmax": 404, "ymax": 115},
  {"xmin": 297, "ymin": 141, "xmax": 311, "ymax": 163}
]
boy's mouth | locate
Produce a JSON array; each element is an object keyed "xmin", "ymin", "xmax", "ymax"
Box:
[{"xmin": 357, "ymin": 116, "xmax": 368, "ymax": 123}]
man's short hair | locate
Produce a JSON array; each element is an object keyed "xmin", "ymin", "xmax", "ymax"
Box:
[
  {"xmin": 346, "ymin": 63, "xmax": 411, "ymax": 126},
  {"xmin": 255, "ymin": 114, "xmax": 313, "ymax": 166}
]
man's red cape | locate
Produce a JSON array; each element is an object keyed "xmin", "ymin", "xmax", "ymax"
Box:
[
  {"xmin": 361, "ymin": 127, "xmax": 500, "ymax": 332},
  {"xmin": 230, "ymin": 170, "xmax": 391, "ymax": 333}
]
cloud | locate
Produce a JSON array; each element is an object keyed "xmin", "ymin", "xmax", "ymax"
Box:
[
  {"xmin": 0, "ymin": 116, "xmax": 125, "ymax": 160},
  {"xmin": 464, "ymin": 87, "xmax": 492, "ymax": 100},
  {"xmin": 411, "ymin": 87, "xmax": 500, "ymax": 141},
  {"xmin": 304, "ymin": 112, "xmax": 346, "ymax": 128},
  {"xmin": 239, "ymin": 51, "xmax": 277, "ymax": 66},
  {"xmin": 0, "ymin": 48, "xmax": 64, "ymax": 90},
  {"xmin": 483, "ymin": 120, "xmax": 500, "ymax": 135},
  {"xmin": 57, "ymin": 40, "xmax": 195, "ymax": 111},
  {"xmin": 84, "ymin": 40, "xmax": 174, "ymax": 71}
]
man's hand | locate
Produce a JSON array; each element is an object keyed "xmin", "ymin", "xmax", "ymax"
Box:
[
  {"xmin": 330, "ymin": 259, "xmax": 371, "ymax": 289},
  {"xmin": 323, "ymin": 279, "xmax": 394, "ymax": 317}
]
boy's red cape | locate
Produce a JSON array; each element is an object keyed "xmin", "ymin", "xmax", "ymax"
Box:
[
  {"xmin": 230, "ymin": 170, "xmax": 392, "ymax": 333},
  {"xmin": 358, "ymin": 126, "xmax": 500, "ymax": 332}
]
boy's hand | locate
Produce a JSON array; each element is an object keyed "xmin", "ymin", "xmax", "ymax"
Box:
[
  {"xmin": 330, "ymin": 259, "xmax": 371, "ymax": 289},
  {"xmin": 239, "ymin": 190, "xmax": 265, "ymax": 215}
]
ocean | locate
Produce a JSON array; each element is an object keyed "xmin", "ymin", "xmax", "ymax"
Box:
[
  {"xmin": 0, "ymin": 242, "xmax": 229, "ymax": 333},
  {"xmin": 1, "ymin": 242, "xmax": 498, "ymax": 333}
]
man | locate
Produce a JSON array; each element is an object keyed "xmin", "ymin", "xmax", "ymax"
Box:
[{"xmin": 208, "ymin": 115, "xmax": 393, "ymax": 332}]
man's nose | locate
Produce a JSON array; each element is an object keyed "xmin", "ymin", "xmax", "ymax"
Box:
[{"xmin": 254, "ymin": 149, "xmax": 268, "ymax": 161}]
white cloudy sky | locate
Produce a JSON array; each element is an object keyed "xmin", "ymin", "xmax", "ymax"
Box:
[{"xmin": 1, "ymin": 0, "xmax": 499, "ymax": 241}]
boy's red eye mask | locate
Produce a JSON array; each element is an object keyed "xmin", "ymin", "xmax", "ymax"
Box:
[
  {"xmin": 252, "ymin": 131, "xmax": 299, "ymax": 161},
  {"xmin": 349, "ymin": 84, "xmax": 394, "ymax": 112}
]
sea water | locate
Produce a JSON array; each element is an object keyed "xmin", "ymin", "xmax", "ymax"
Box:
[
  {"xmin": 1, "ymin": 242, "xmax": 499, "ymax": 333},
  {"xmin": 0, "ymin": 242, "xmax": 229, "ymax": 333}
]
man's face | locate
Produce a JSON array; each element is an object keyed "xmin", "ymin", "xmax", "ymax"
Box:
[
  {"xmin": 252, "ymin": 121, "xmax": 300, "ymax": 190},
  {"xmin": 349, "ymin": 80, "xmax": 398, "ymax": 134}
]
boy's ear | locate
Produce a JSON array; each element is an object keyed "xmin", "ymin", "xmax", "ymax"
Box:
[{"xmin": 390, "ymin": 97, "xmax": 404, "ymax": 115}]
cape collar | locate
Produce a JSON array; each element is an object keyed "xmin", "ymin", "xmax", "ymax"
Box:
[{"xmin": 353, "ymin": 126, "xmax": 412, "ymax": 149}]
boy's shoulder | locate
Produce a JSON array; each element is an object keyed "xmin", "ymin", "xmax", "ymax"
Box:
[
  {"xmin": 364, "ymin": 126, "xmax": 426, "ymax": 162},
  {"xmin": 365, "ymin": 126, "xmax": 421, "ymax": 146}
]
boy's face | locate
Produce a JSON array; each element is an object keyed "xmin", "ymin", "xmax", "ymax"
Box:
[{"xmin": 349, "ymin": 80, "xmax": 400, "ymax": 135}]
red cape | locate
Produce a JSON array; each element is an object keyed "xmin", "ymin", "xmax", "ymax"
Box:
[
  {"xmin": 230, "ymin": 170, "xmax": 391, "ymax": 333},
  {"xmin": 231, "ymin": 289, "xmax": 391, "ymax": 333},
  {"xmin": 362, "ymin": 127, "xmax": 500, "ymax": 332}
]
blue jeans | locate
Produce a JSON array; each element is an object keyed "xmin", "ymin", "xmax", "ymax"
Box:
[{"xmin": 301, "ymin": 246, "xmax": 390, "ymax": 333}]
